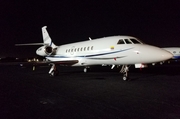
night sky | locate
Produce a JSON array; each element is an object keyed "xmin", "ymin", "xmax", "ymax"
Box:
[{"xmin": 0, "ymin": 1, "xmax": 180, "ymax": 57}]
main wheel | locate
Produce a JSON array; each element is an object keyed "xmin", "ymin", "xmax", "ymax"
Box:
[
  {"xmin": 49, "ymin": 70, "xmax": 59, "ymax": 76},
  {"xmin": 50, "ymin": 70, "xmax": 55, "ymax": 76}
]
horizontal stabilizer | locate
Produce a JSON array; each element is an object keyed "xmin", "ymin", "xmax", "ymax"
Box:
[{"xmin": 15, "ymin": 43, "xmax": 48, "ymax": 46}]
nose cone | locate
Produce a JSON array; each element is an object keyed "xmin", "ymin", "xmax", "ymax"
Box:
[
  {"xmin": 137, "ymin": 45, "xmax": 173, "ymax": 63},
  {"xmin": 160, "ymin": 49, "xmax": 173, "ymax": 61}
]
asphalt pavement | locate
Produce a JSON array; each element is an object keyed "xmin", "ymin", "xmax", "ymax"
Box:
[{"xmin": 0, "ymin": 64, "xmax": 180, "ymax": 119}]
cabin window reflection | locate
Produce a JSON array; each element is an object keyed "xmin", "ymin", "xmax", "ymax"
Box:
[{"xmin": 117, "ymin": 39, "xmax": 125, "ymax": 44}]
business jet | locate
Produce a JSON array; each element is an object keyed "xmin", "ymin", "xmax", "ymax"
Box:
[{"xmin": 16, "ymin": 26, "xmax": 173, "ymax": 81}]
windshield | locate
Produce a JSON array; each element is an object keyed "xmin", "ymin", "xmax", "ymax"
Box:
[
  {"xmin": 130, "ymin": 39, "xmax": 141, "ymax": 44},
  {"xmin": 117, "ymin": 38, "xmax": 143, "ymax": 45},
  {"xmin": 117, "ymin": 39, "xmax": 125, "ymax": 44}
]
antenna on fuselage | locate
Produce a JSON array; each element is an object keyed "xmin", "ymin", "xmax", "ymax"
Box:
[{"xmin": 89, "ymin": 37, "xmax": 92, "ymax": 40}]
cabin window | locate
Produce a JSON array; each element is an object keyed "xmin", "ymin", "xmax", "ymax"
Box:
[
  {"xmin": 77, "ymin": 48, "xmax": 79, "ymax": 52},
  {"xmin": 81, "ymin": 47, "xmax": 83, "ymax": 51},
  {"xmin": 84, "ymin": 47, "xmax": 86, "ymax": 51},
  {"xmin": 91, "ymin": 46, "xmax": 93, "ymax": 50},
  {"xmin": 74, "ymin": 48, "xmax": 76, "ymax": 52},
  {"xmin": 117, "ymin": 39, "xmax": 125, "ymax": 44},
  {"xmin": 124, "ymin": 39, "xmax": 132, "ymax": 44},
  {"xmin": 173, "ymin": 51, "xmax": 176, "ymax": 54},
  {"xmin": 87, "ymin": 47, "xmax": 89, "ymax": 50},
  {"xmin": 68, "ymin": 49, "xmax": 70, "ymax": 52},
  {"xmin": 71, "ymin": 49, "xmax": 73, "ymax": 52}
]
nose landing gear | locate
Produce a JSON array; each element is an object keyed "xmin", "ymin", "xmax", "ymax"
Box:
[{"xmin": 120, "ymin": 65, "xmax": 130, "ymax": 81}]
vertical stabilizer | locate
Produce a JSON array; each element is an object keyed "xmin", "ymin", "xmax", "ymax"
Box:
[{"xmin": 42, "ymin": 26, "xmax": 56, "ymax": 48}]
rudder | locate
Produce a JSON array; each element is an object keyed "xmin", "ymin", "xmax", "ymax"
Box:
[{"xmin": 42, "ymin": 26, "xmax": 56, "ymax": 48}]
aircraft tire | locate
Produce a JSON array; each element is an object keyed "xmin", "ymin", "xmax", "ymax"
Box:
[
  {"xmin": 50, "ymin": 71, "xmax": 54, "ymax": 76},
  {"xmin": 84, "ymin": 68, "xmax": 89, "ymax": 73},
  {"xmin": 123, "ymin": 74, "xmax": 128, "ymax": 81},
  {"xmin": 50, "ymin": 70, "xmax": 59, "ymax": 76}
]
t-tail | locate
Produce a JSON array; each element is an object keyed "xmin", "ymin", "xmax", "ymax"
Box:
[
  {"xmin": 36, "ymin": 26, "xmax": 57, "ymax": 56},
  {"xmin": 16, "ymin": 26, "xmax": 57, "ymax": 56}
]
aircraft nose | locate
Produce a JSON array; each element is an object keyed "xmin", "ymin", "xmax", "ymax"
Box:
[
  {"xmin": 137, "ymin": 45, "xmax": 173, "ymax": 63},
  {"xmin": 160, "ymin": 49, "xmax": 173, "ymax": 60},
  {"xmin": 148, "ymin": 46, "xmax": 173, "ymax": 62}
]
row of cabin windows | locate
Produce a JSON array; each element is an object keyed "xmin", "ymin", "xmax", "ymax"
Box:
[{"xmin": 66, "ymin": 46, "xmax": 94, "ymax": 53}]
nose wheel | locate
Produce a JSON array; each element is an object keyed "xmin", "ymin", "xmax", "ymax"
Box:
[{"xmin": 123, "ymin": 73, "xmax": 128, "ymax": 81}]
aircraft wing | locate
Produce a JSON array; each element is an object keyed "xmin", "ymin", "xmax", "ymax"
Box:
[
  {"xmin": 0, "ymin": 60, "xmax": 79, "ymax": 67},
  {"xmin": 24, "ymin": 60, "xmax": 79, "ymax": 66},
  {"xmin": 37, "ymin": 60, "xmax": 79, "ymax": 66}
]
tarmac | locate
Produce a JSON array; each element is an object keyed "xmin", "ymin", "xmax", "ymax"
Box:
[{"xmin": 0, "ymin": 63, "xmax": 180, "ymax": 119}]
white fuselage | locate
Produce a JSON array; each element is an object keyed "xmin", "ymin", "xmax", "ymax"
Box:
[{"xmin": 44, "ymin": 36, "xmax": 172, "ymax": 66}]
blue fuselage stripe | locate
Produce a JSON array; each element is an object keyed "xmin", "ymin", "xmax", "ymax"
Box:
[{"xmin": 46, "ymin": 47, "xmax": 133, "ymax": 59}]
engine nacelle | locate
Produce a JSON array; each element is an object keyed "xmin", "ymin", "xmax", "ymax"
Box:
[{"xmin": 36, "ymin": 46, "xmax": 55, "ymax": 56}]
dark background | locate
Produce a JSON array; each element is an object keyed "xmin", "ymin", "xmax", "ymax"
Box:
[{"xmin": 0, "ymin": 1, "xmax": 180, "ymax": 57}]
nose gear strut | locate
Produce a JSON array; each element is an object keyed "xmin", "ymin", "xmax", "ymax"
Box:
[{"xmin": 120, "ymin": 65, "xmax": 130, "ymax": 81}]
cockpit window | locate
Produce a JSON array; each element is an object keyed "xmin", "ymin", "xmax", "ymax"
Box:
[
  {"xmin": 130, "ymin": 39, "xmax": 141, "ymax": 44},
  {"xmin": 117, "ymin": 39, "xmax": 125, "ymax": 44},
  {"xmin": 117, "ymin": 38, "xmax": 143, "ymax": 45},
  {"xmin": 124, "ymin": 39, "xmax": 132, "ymax": 44}
]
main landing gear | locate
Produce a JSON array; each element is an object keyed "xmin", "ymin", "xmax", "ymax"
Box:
[
  {"xmin": 49, "ymin": 63, "xmax": 59, "ymax": 76},
  {"xmin": 48, "ymin": 64, "xmax": 130, "ymax": 81},
  {"xmin": 120, "ymin": 65, "xmax": 130, "ymax": 81}
]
